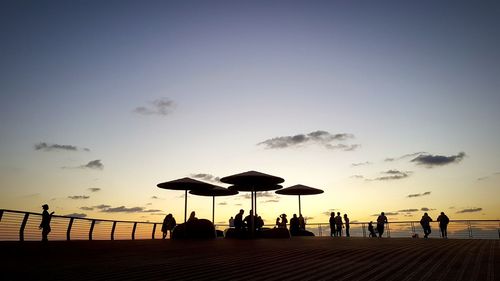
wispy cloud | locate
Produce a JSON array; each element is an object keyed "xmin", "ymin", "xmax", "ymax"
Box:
[
  {"xmin": 80, "ymin": 206, "xmax": 94, "ymax": 211},
  {"xmin": 407, "ymin": 191, "xmax": 431, "ymax": 198},
  {"xmin": 350, "ymin": 175, "xmax": 365, "ymax": 179},
  {"xmin": 99, "ymin": 205, "xmax": 163, "ymax": 213},
  {"xmin": 65, "ymin": 213, "xmax": 87, "ymax": 218},
  {"xmin": 35, "ymin": 142, "xmax": 90, "ymax": 152},
  {"xmin": 151, "ymin": 196, "xmax": 164, "ymax": 200},
  {"xmin": 190, "ymin": 173, "xmax": 221, "ymax": 183},
  {"xmin": 81, "ymin": 160, "xmax": 104, "ymax": 170},
  {"xmin": 68, "ymin": 195, "xmax": 90, "ymax": 200},
  {"xmin": 384, "ymin": 152, "xmax": 426, "ymax": 162},
  {"xmin": 372, "ymin": 170, "xmax": 411, "ymax": 181},
  {"xmin": 456, "ymin": 207, "xmax": 482, "ymax": 213},
  {"xmin": 88, "ymin": 188, "xmax": 101, "ymax": 192},
  {"xmin": 420, "ymin": 207, "xmax": 435, "ymax": 211},
  {"xmin": 258, "ymin": 130, "xmax": 359, "ymax": 151},
  {"xmin": 134, "ymin": 98, "xmax": 175, "ymax": 116},
  {"xmin": 372, "ymin": 212, "xmax": 399, "ymax": 216},
  {"xmin": 351, "ymin": 161, "xmax": 371, "ymax": 167},
  {"xmin": 218, "ymin": 202, "xmax": 228, "ymax": 206},
  {"xmin": 476, "ymin": 171, "xmax": 500, "ymax": 181},
  {"xmin": 398, "ymin": 209, "xmax": 419, "ymax": 212},
  {"xmin": 261, "ymin": 199, "xmax": 280, "ymax": 203},
  {"xmin": 411, "ymin": 152, "xmax": 465, "ymax": 167}
]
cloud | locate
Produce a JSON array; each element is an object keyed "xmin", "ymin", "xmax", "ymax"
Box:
[
  {"xmin": 81, "ymin": 160, "xmax": 104, "ymax": 170},
  {"xmin": 68, "ymin": 195, "xmax": 90, "ymax": 200},
  {"xmin": 456, "ymin": 207, "xmax": 482, "ymax": 213},
  {"xmin": 134, "ymin": 98, "xmax": 175, "ymax": 116},
  {"xmin": 218, "ymin": 202, "xmax": 228, "ymax": 206},
  {"xmin": 384, "ymin": 152, "xmax": 426, "ymax": 162},
  {"xmin": 190, "ymin": 173, "xmax": 221, "ymax": 183},
  {"xmin": 35, "ymin": 142, "xmax": 90, "ymax": 152},
  {"xmin": 351, "ymin": 161, "xmax": 371, "ymax": 167},
  {"xmin": 94, "ymin": 204, "xmax": 111, "ymax": 210},
  {"xmin": 80, "ymin": 206, "xmax": 94, "ymax": 211},
  {"xmin": 65, "ymin": 213, "xmax": 87, "ymax": 218},
  {"xmin": 411, "ymin": 152, "xmax": 465, "ymax": 167},
  {"xmin": 99, "ymin": 205, "xmax": 162, "ymax": 213},
  {"xmin": 257, "ymin": 130, "xmax": 359, "ymax": 151},
  {"xmin": 407, "ymin": 191, "xmax": 431, "ymax": 198},
  {"xmin": 88, "ymin": 188, "xmax": 101, "ymax": 192},
  {"xmin": 151, "ymin": 196, "xmax": 164, "ymax": 200},
  {"xmin": 240, "ymin": 191, "xmax": 278, "ymax": 200},
  {"xmin": 350, "ymin": 175, "xmax": 365, "ymax": 179},
  {"xmin": 372, "ymin": 170, "xmax": 411, "ymax": 181},
  {"xmin": 398, "ymin": 209, "xmax": 419, "ymax": 212},
  {"xmin": 322, "ymin": 209, "xmax": 339, "ymax": 216},
  {"xmin": 420, "ymin": 207, "xmax": 435, "ymax": 211},
  {"xmin": 372, "ymin": 212, "xmax": 399, "ymax": 216},
  {"xmin": 261, "ymin": 199, "xmax": 280, "ymax": 203}
]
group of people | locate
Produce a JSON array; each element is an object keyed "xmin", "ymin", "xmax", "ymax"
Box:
[
  {"xmin": 329, "ymin": 212, "xmax": 351, "ymax": 237},
  {"xmin": 37, "ymin": 203, "xmax": 452, "ymax": 241},
  {"xmin": 230, "ymin": 209, "xmax": 265, "ymax": 231},
  {"xmin": 420, "ymin": 212, "xmax": 450, "ymax": 238}
]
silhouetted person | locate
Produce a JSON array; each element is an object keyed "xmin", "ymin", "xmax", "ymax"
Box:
[
  {"xmin": 329, "ymin": 212, "xmax": 336, "ymax": 237},
  {"xmin": 377, "ymin": 212, "xmax": 388, "ymax": 238},
  {"xmin": 229, "ymin": 216, "xmax": 235, "ymax": 228},
  {"xmin": 335, "ymin": 212, "xmax": 343, "ymax": 237},
  {"xmin": 39, "ymin": 204, "xmax": 54, "ymax": 242},
  {"xmin": 437, "ymin": 212, "xmax": 450, "ymax": 238},
  {"xmin": 275, "ymin": 217, "xmax": 280, "ymax": 228},
  {"xmin": 420, "ymin": 212, "xmax": 433, "ymax": 238},
  {"xmin": 368, "ymin": 221, "xmax": 376, "ymax": 237},
  {"xmin": 244, "ymin": 210, "xmax": 254, "ymax": 231},
  {"xmin": 234, "ymin": 209, "xmax": 244, "ymax": 230},
  {"xmin": 290, "ymin": 214, "xmax": 299, "ymax": 235},
  {"xmin": 344, "ymin": 214, "xmax": 350, "ymax": 237},
  {"xmin": 298, "ymin": 214, "xmax": 306, "ymax": 230},
  {"xmin": 256, "ymin": 215, "xmax": 264, "ymax": 231},
  {"xmin": 188, "ymin": 211, "xmax": 198, "ymax": 222},
  {"xmin": 279, "ymin": 214, "xmax": 288, "ymax": 229},
  {"xmin": 161, "ymin": 214, "xmax": 176, "ymax": 239}
]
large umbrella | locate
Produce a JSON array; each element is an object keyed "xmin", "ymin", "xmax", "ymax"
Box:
[
  {"xmin": 157, "ymin": 177, "xmax": 215, "ymax": 222},
  {"xmin": 189, "ymin": 186, "xmax": 238, "ymax": 224},
  {"xmin": 275, "ymin": 184, "xmax": 324, "ymax": 215},
  {"xmin": 220, "ymin": 171, "xmax": 284, "ymax": 235}
]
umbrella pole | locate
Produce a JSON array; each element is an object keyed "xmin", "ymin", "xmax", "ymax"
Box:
[
  {"xmin": 212, "ymin": 196, "xmax": 215, "ymax": 224},
  {"xmin": 252, "ymin": 190, "xmax": 255, "ymax": 237},
  {"xmin": 184, "ymin": 190, "xmax": 187, "ymax": 223},
  {"xmin": 298, "ymin": 195, "xmax": 301, "ymax": 216}
]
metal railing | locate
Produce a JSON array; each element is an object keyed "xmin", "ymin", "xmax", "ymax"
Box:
[{"xmin": 1, "ymin": 209, "xmax": 499, "ymax": 241}]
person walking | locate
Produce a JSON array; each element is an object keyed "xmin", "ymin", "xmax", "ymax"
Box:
[
  {"xmin": 343, "ymin": 214, "xmax": 350, "ymax": 237},
  {"xmin": 329, "ymin": 212, "xmax": 336, "ymax": 237},
  {"xmin": 39, "ymin": 204, "xmax": 54, "ymax": 242},
  {"xmin": 436, "ymin": 212, "xmax": 450, "ymax": 238},
  {"xmin": 420, "ymin": 212, "xmax": 433, "ymax": 238},
  {"xmin": 376, "ymin": 212, "xmax": 388, "ymax": 238}
]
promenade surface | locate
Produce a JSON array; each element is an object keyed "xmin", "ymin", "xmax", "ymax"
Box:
[{"xmin": 1, "ymin": 237, "xmax": 498, "ymax": 281}]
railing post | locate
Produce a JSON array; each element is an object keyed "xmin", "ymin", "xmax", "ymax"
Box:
[
  {"xmin": 89, "ymin": 220, "xmax": 96, "ymax": 240},
  {"xmin": 319, "ymin": 224, "xmax": 322, "ymax": 236},
  {"xmin": 468, "ymin": 221, "xmax": 473, "ymax": 238},
  {"xmin": 387, "ymin": 222, "xmax": 391, "ymax": 238},
  {"xmin": 132, "ymin": 222, "xmax": 137, "ymax": 240},
  {"xmin": 19, "ymin": 213, "xmax": 29, "ymax": 241},
  {"xmin": 152, "ymin": 223, "xmax": 156, "ymax": 239},
  {"xmin": 67, "ymin": 218, "xmax": 74, "ymax": 241},
  {"xmin": 111, "ymin": 221, "xmax": 117, "ymax": 240},
  {"xmin": 0, "ymin": 209, "xmax": 4, "ymax": 222},
  {"xmin": 362, "ymin": 223, "xmax": 366, "ymax": 238}
]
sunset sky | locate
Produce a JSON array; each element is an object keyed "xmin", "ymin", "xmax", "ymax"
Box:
[{"xmin": 1, "ymin": 0, "xmax": 499, "ymax": 225}]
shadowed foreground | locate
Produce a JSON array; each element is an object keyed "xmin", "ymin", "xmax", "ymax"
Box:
[{"xmin": 1, "ymin": 238, "xmax": 498, "ymax": 281}]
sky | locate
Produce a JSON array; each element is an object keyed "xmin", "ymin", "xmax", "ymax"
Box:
[{"xmin": 1, "ymin": 0, "xmax": 499, "ymax": 225}]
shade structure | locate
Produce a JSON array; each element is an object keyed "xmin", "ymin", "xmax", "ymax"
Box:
[
  {"xmin": 220, "ymin": 171, "xmax": 284, "ymax": 236},
  {"xmin": 275, "ymin": 184, "xmax": 324, "ymax": 215},
  {"xmin": 157, "ymin": 177, "xmax": 216, "ymax": 222},
  {"xmin": 189, "ymin": 186, "xmax": 238, "ymax": 224}
]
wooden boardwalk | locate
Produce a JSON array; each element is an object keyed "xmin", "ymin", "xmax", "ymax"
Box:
[{"xmin": 1, "ymin": 238, "xmax": 498, "ymax": 280}]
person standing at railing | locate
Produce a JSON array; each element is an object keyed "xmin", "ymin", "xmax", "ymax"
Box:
[
  {"xmin": 39, "ymin": 204, "xmax": 54, "ymax": 242},
  {"xmin": 335, "ymin": 212, "xmax": 343, "ymax": 237},
  {"xmin": 329, "ymin": 212, "xmax": 336, "ymax": 237},
  {"xmin": 298, "ymin": 214, "xmax": 306, "ymax": 230},
  {"xmin": 162, "ymin": 214, "xmax": 176, "ymax": 239},
  {"xmin": 436, "ymin": 212, "xmax": 450, "ymax": 238},
  {"xmin": 376, "ymin": 212, "xmax": 388, "ymax": 238},
  {"xmin": 343, "ymin": 214, "xmax": 350, "ymax": 237},
  {"xmin": 420, "ymin": 212, "xmax": 433, "ymax": 238}
]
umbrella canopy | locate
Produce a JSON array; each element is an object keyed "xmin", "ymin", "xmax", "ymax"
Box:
[
  {"xmin": 220, "ymin": 171, "xmax": 285, "ymax": 235},
  {"xmin": 157, "ymin": 177, "xmax": 215, "ymax": 222},
  {"xmin": 189, "ymin": 186, "xmax": 238, "ymax": 223},
  {"xmin": 275, "ymin": 184, "xmax": 324, "ymax": 215},
  {"xmin": 220, "ymin": 170, "xmax": 284, "ymax": 186}
]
